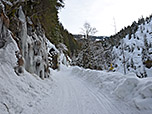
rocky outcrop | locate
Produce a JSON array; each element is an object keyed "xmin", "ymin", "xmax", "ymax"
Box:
[
  {"xmin": 0, "ymin": 0, "xmax": 74, "ymax": 79},
  {"xmin": 15, "ymin": 6, "xmax": 50, "ymax": 79},
  {"xmin": 0, "ymin": 1, "xmax": 50, "ymax": 79},
  {"xmin": 0, "ymin": 2, "xmax": 10, "ymax": 49}
]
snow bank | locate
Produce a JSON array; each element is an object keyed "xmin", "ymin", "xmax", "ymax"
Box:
[
  {"xmin": 133, "ymin": 78, "xmax": 152, "ymax": 110},
  {"xmin": 114, "ymin": 78, "xmax": 139, "ymax": 99},
  {"xmin": 0, "ymin": 33, "xmax": 53, "ymax": 114},
  {"xmin": 0, "ymin": 62, "xmax": 54, "ymax": 114},
  {"xmin": 70, "ymin": 66, "xmax": 152, "ymax": 112},
  {"xmin": 71, "ymin": 66, "xmax": 126, "ymax": 92}
]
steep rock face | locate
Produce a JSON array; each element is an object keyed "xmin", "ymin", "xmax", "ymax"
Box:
[
  {"xmin": 17, "ymin": 6, "xmax": 49, "ymax": 78},
  {"xmin": 0, "ymin": 0, "xmax": 74, "ymax": 78},
  {"xmin": 0, "ymin": 1, "xmax": 51, "ymax": 78},
  {"xmin": 0, "ymin": 1, "xmax": 18, "ymax": 68},
  {"xmin": 4, "ymin": 0, "xmax": 79, "ymax": 56}
]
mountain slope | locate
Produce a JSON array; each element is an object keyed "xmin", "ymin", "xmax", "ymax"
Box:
[
  {"xmin": 112, "ymin": 17, "xmax": 152, "ymax": 77},
  {"xmin": 0, "ymin": 0, "xmax": 80, "ymax": 79},
  {"xmin": 72, "ymin": 16, "xmax": 152, "ymax": 77},
  {"xmin": 0, "ymin": 0, "xmax": 152, "ymax": 114}
]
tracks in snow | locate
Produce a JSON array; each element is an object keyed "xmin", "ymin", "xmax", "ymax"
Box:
[{"xmin": 36, "ymin": 69, "xmax": 140, "ymax": 114}]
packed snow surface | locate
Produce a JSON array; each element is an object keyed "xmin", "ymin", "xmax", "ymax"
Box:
[
  {"xmin": 0, "ymin": 38, "xmax": 152, "ymax": 113},
  {"xmin": 1, "ymin": 61, "xmax": 152, "ymax": 114}
]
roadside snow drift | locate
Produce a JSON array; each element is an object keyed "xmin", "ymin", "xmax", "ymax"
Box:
[
  {"xmin": 70, "ymin": 66, "xmax": 152, "ymax": 112},
  {"xmin": 0, "ymin": 36, "xmax": 152, "ymax": 114},
  {"xmin": 0, "ymin": 37, "xmax": 54, "ymax": 114}
]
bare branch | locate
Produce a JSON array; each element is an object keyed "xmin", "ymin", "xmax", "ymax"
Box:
[{"xmin": 80, "ymin": 22, "xmax": 97, "ymax": 39}]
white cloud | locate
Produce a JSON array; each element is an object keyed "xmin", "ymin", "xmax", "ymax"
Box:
[{"xmin": 59, "ymin": 0, "xmax": 152, "ymax": 36}]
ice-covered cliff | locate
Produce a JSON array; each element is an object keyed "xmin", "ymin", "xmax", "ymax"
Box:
[{"xmin": 0, "ymin": 0, "xmax": 71, "ymax": 79}]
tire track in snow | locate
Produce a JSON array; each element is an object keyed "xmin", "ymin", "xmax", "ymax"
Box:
[
  {"xmin": 53, "ymin": 72, "xmax": 104, "ymax": 114},
  {"xmin": 68, "ymin": 76, "xmax": 121, "ymax": 114},
  {"xmin": 78, "ymin": 78, "xmax": 124, "ymax": 114},
  {"xmin": 66, "ymin": 78, "xmax": 83, "ymax": 114},
  {"xmin": 52, "ymin": 73, "xmax": 82, "ymax": 114},
  {"xmin": 37, "ymin": 69, "xmax": 141, "ymax": 114},
  {"xmin": 71, "ymin": 73, "xmax": 141, "ymax": 114}
]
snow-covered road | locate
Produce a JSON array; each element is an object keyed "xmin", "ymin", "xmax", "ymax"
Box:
[
  {"xmin": 36, "ymin": 67, "xmax": 141, "ymax": 114},
  {"xmin": 1, "ymin": 64, "xmax": 152, "ymax": 114}
]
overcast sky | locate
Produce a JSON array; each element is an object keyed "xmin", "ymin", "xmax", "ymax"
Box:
[{"xmin": 59, "ymin": 0, "xmax": 152, "ymax": 36}]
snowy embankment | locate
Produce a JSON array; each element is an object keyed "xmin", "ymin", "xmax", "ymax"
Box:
[
  {"xmin": 112, "ymin": 19, "xmax": 152, "ymax": 77},
  {"xmin": 0, "ymin": 63, "xmax": 54, "ymax": 114},
  {"xmin": 1, "ymin": 62, "xmax": 152, "ymax": 114},
  {"xmin": 0, "ymin": 39, "xmax": 152, "ymax": 114},
  {"xmin": 0, "ymin": 36, "xmax": 53, "ymax": 114},
  {"xmin": 70, "ymin": 66, "xmax": 152, "ymax": 112}
]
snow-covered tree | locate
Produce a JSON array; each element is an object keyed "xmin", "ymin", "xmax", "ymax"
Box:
[{"xmin": 120, "ymin": 39, "xmax": 129, "ymax": 75}]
